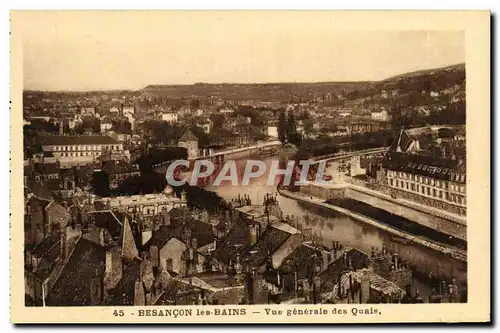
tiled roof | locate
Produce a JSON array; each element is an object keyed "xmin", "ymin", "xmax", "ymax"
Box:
[
  {"xmin": 279, "ymin": 243, "xmax": 329, "ymax": 281},
  {"xmin": 30, "ymin": 180, "xmax": 60, "ymax": 200},
  {"xmin": 142, "ymin": 226, "xmax": 178, "ymax": 250},
  {"xmin": 212, "ymin": 218, "xmax": 251, "ymax": 265},
  {"xmin": 104, "ymin": 259, "xmax": 141, "ymax": 306},
  {"xmin": 248, "ymin": 225, "xmax": 291, "ymax": 267},
  {"xmin": 183, "ymin": 218, "xmax": 216, "ymax": 248},
  {"xmin": 35, "ymin": 163, "xmax": 59, "ymax": 175},
  {"xmin": 35, "ymin": 135, "xmax": 119, "ymax": 146},
  {"xmin": 143, "ymin": 217, "xmax": 215, "ymax": 250},
  {"xmin": 320, "ymin": 248, "xmax": 371, "ymax": 284},
  {"xmin": 88, "ymin": 210, "xmax": 124, "ymax": 241},
  {"xmin": 102, "ymin": 161, "xmax": 140, "ymax": 175},
  {"xmin": 182, "ymin": 271, "xmax": 235, "ymax": 290},
  {"xmin": 47, "ymin": 237, "xmax": 107, "ymax": 306},
  {"xmin": 29, "ymin": 232, "xmax": 61, "ymax": 256},
  {"xmin": 382, "ymin": 151, "xmax": 466, "ymax": 183},
  {"xmin": 179, "ymin": 130, "xmax": 198, "ymax": 142}
]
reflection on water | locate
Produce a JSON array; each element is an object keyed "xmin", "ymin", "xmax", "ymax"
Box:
[{"xmin": 208, "ymin": 156, "xmax": 467, "ymax": 297}]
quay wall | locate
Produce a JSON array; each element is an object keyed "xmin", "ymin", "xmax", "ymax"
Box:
[
  {"xmin": 297, "ymin": 183, "xmax": 466, "ymax": 242},
  {"xmin": 279, "ymin": 188, "xmax": 466, "ymax": 263},
  {"xmin": 346, "ymin": 188, "xmax": 466, "ymax": 242}
]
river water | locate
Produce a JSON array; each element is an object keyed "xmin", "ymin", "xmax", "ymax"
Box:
[{"xmin": 207, "ymin": 155, "xmax": 467, "ymax": 299}]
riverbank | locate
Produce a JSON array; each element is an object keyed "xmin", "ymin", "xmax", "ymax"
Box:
[{"xmin": 278, "ymin": 187, "xmax": 467, "ymax": 263}]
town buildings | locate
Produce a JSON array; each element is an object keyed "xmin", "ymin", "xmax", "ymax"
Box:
[
  {"xmin": 34, "ymin": 135, "xmax": 131, "ymax": 168},
  {"xmin": 178, "ymin": 130, "xmax": 199, "ymax": 160},
  {"xmin": 377, "ymin": 127, "xmax": 467, "ymax": 216}
]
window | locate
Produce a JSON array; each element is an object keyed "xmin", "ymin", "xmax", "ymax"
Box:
[
  {"xmin": 445, "ymin": 192, "xmax": 450, "ymax": 201},
  {"xmin": 421, "ymin": 186, "xmax": 425, "ymax": 194},
  {"xmin": 427, "ymin": 187, "xmax": 430, "ymax": 195},
  {"xmin": 390, "ymin": 179, "xmax": 394, "ymax": 186},
  {"xmin": 406, "ymin": 182, "xmax": 409, "ymax": 190},
  {"xmin": 439, "ymin": 191, "xmax": 443, "ymax": 199},
  {"xmin": 396, "ymin": 180, "xmax": 399, "ymax": 187},
  {"xmin": 411, "ymin": 184, "xmax": 415, "ymax": 191},
  {"xmin": 433, "ymin": 189, "xmax": 437, "ymax": 197},
  {"xmin": 166, "ymin": 259, "xmax": 173, "ymax": 271}
]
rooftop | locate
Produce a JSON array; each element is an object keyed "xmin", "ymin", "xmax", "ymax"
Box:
[
  {"xmin": 103, "ymin": 193, "xmax": 182, "ymax": 207},
  {"xmin": 382, "ymin": 151, "xmax": 466, "ymax": 183},
  {"xmin": 179, "ymin": 130, "xmax": 198, "ymax": 142},
  {"xmin": 35, "ymin": 135, "xmax": 119, "ymax": 146}
]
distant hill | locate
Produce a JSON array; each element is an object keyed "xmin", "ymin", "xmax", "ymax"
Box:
[
  {"xmin": 140, "ymin": 63, "xmax": 465, "ymax": 103},
  {"xmin": 142, "ymin": 81, "xmax": 372, "ymax": 102}
]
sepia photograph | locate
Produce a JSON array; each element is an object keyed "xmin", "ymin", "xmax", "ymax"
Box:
[{"xmin": 10, "ymin": 10, "xmax": 490, "ymax": 323}]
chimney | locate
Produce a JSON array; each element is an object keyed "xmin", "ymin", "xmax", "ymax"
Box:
[
  {"xmin": 150, "ymin": 245, "xmax": 159, "ymax": 268},
  {"xmin": 61, "ymin": 224, "xmax": 82, "ymax": 260},
  {"xmin": 99, "ymin": 228, "xmax": 105, "ymax": 246},
  {"xmin": 360, "ymin": 271, "xmax": 370, "ymax": 303},
  {"xmin": 248, "ymin": 224, "xmax": 258, "ymax": 247},
  {"xmin": 90, "ymin": 270, "xmax": 104, "ymax": 305},
  {"xmin": 163, "ymin": 212, "xmax": 171, "ymax": 227},
  {"xmin": 134, "ymin": 279, "xmax": 145, "ymax": 306},
  {"xmin": 393, "ymin": 253, "xmax": 399, "ymax": 271},
  {"xmin": 104, "ymin": 246, "xmax": 122, "ymax": 291},
  {"xmin": 302, "ymin": 228, "xmax": 312, "ymax": 242},
  {"xmin": 235, "ymin": 253, "xmax": 242, "ymax": 275}
]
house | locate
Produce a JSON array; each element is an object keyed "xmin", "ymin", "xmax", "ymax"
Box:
[
  {"xmin": 122, "ymin": 106, "xmax": 135, "ymax": 116},
  {"xmin": 178, "ymin": 130, "xmax": 199, "ymax": 160},
  {"xmin": 161, "ymin": 113, "xmax": 178, "ymax": 124},
  {"xmin": 25, "ymin": 194, "xmax": 71, "ymax": 247},
  {"xmin": 370, "ymin": 109, "xmax": 390, "ymax": 122},
  {"xmin": 100, "ymin": 119, "xmax": 113, "ymax": 133},
  {"xmin": 34, "ymin": 135, "xmax": 130, "ymax": 168},
  {"xmin": 217, "ymin": 104, "xmax": 235, "ymax": 114},
  {"xmin": 32, "ymin": 162, "xmax": 60, "ymax": 182},
  {"xmin": 99, "ymin": 192, "xmax": 187, "ymax": 219},
  {"xmin": 338, "ymin": 110, "xmax": 352, "ymax": 117},
  {"xmin": 99, "ymin": 161, "xmax": 141, "ymax": 190},
  {"xmin": 267, "ymin": 126, "xmax": 278, "ymax": 138}
]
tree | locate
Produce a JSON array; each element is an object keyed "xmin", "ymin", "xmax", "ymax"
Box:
[
  {"xmin": 286, "ymin": 112, "xmax": 301, "ymax": 146},
  {"xmin": 278, "ymin": 109, "xmax": 287, "ymax": 143}
]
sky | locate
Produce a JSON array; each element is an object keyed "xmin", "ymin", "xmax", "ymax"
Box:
[{"xmin": 17, "ymin": 11, "xmax": 465, "ymax": 91}]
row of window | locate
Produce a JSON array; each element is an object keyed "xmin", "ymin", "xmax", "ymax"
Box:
[
  {"xmin": 51, "ymin": 144, "xmax": 122, "ymax": 152},
  {"xmin": 389, "ymin": 178, "xmax": 466, "ymax": 205},
  {"xmin": 59, "ymin": 152, "xmax": 99, "ymax": 157},
  {"xmin": 387, "ymin": 170, "xmax": 465, "ymax": 193}
]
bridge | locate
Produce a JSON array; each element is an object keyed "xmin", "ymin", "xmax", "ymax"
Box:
[
  {"xmin": 311, "ymin": 147, "xmax": 390, "ymax": 165},
  {"xmin": 196, "ymin": 140, "xmax": 282, "ymax": 164}
]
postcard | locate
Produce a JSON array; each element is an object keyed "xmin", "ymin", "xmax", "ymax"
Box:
[{"xmin": 10, "ymin": 10, "xmax": 490, "ymax": 323}]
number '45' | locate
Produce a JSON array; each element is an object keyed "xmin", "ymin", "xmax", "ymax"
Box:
[{"xmin": 113, "ymin": 310, "xmax": 124, "ymax": 317}]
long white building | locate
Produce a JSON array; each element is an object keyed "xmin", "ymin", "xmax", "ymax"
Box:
[{"xmin": 34, "ymin": 135, "xmax": 130, "ymax": 168}]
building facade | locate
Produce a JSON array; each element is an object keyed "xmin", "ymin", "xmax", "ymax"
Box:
[
  {"xmin": 380, "ymin": 151, "xmax": 466, "ymax": 216},
  {"xmin": 35, "ymin": 135, "xmax": 130, "ymax": 168},
  {"xmin": 178, "ymin": 131, "xmax": 199, "ymax": 160}
]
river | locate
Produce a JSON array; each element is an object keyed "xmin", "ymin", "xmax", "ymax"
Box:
[{"xmin": 207, "ymin": 155, "xmax": 467, "ymax": 300}]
